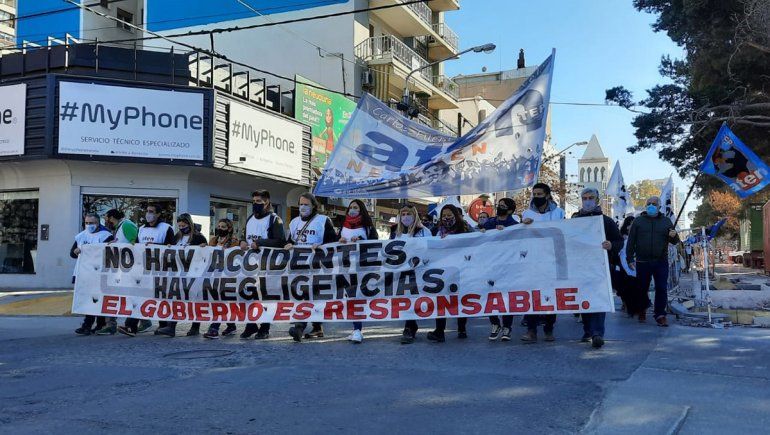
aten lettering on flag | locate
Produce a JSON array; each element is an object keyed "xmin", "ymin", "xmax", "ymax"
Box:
[
  {"xmin": 313, "ymin": 51, "xmax": 556, "ymax": 198},
  {"xmin": 700, "ymin": 123, "xmax": 770, "ymax": 198},
  {"xmin": 72, "ymin": 216, "xmax": 613, "ymax": 323}
]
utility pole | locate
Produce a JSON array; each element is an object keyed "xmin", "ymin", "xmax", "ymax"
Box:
[{"xmin": 559, "ymin": 154, "xmax": 567, "ymax": 210}]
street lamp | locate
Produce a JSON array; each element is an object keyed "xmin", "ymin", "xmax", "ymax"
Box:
[{"xmin": 399, "ymin": 43, "xmax": 496, "ymax": 116}]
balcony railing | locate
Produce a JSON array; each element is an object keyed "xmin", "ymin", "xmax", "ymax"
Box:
[
  {"xmin": 404, "ymin": 0, "xmax": 433, "ymax": 27},
  {"xmin": 355, "ymin": 35, "xmax": 431, "ymax": 82},
  {"xmin": 432, "ymin": 23, "xmax": 459, "ymax": 52},
  {"xmin": 432, "ymin": 74, "xmax": 459, "ymax": 99}
]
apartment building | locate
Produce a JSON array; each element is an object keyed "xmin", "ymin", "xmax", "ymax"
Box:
[{"xmin": 0, "ymin": 0, "xmax": 15, "ymax": 49}]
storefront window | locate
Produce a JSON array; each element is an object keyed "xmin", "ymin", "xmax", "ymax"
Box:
[
  {"xmin": 0, "ymin": 190, "xmax": 38, "ymax": 274},
  {"xmin": 209, "ymin": 198, "xmax": 249, "ymax": 240},
  {"xmin": 82, "ymin": 195, "xmax": 177, "ymax": 228}
]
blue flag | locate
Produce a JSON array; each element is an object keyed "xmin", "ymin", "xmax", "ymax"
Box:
[
  {"xmin": 313, "ymin": 50, "xmax": 556, "ymax": 198},
  {"xmin": 700, "ymin": 123, "xmax": 770, "ymax": 198},
  {"xmin": 706, "ymin": 218, "xmax": 727, "ymax": 240}
]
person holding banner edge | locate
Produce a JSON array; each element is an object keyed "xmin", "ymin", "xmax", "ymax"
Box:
[
  {"xmin": 520, "ymin": 183, "xmax": 565, "ymax": 343},
  {"xmin": 286, "ymin": 193, "xmax": 338, "ymax": 342},
  {"xmin": 480, "ymin": 197, "xmax": 519, "ymax": 342},
  {"xmin": 428, "ymin": 204, "xmax": 472, "ymax": 343},
  {"xmin": 392, "ymin": 205, "xmax": 431, "ymax": 344},
  {"xmin": 236, "ymin": 190, "xmax": 286, "ymax": 340},
  {"xmin": 572, "ymin": 187, "xmax": 623, "ymax": 348},
  {"xmin": 73, "ymin": 213, "xmax": 115, "ymax": 335},
  {"xmin": 338, "ymin": 199, "xmax": 379, "ymax": 344}
]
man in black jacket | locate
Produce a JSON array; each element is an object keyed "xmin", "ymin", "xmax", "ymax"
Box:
[
  {"xmin": 626, "ymin": 196, "xmax": 680, "ymax": 327},
  {"xmin": 572, "ymin": 187, "xmax": 623, "ymax": 348}
]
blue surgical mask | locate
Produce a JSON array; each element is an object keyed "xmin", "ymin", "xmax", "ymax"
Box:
[
  {"xmin": 582, "ymin": 199, "xmax": 597, "ymax": 210},
  {"xmin": 299, "ymin": 204, "xmax": 312, "ymax": 218},
  {"xmin": 646, "ymin": 204, "xmax": 659, "ymax": 216},
  {"xmin": 86, "ymin": 224, "xmax": 97, "ymax": 233}
]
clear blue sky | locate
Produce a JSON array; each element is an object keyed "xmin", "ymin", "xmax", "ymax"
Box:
[{"xmin": 444, "ymin": 0, "xmax": 699, "ymax": 215}]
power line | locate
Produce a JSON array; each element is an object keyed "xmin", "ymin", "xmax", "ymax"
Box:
[{"xmin": 0, "ymin": 0, "xmax": 123, "ymax": 26}]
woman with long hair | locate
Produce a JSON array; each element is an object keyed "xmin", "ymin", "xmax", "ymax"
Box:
[
  {"xmin": 392, "ymin": 205, "xmax": 431, "ymax": 344},
  {"xmin": 429, "ymin": 204, "xmax": 472, "ymax": 342},
  {"xmin": 197, "ymin": 218, "xmax": 240, "ymax": 339},
  {"xmin": 338, "ymin": 199, "xmax": 379, "ymax": 343}
]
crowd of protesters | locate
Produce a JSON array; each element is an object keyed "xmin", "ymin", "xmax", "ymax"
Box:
[{"xmin": 71, "ymin": 183, "xmax": 680, "ymax": 349}]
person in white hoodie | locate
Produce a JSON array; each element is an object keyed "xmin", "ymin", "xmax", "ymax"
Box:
[{"xmin": 520, "ymin": 183, "xmax": 565, "ymax": 343}]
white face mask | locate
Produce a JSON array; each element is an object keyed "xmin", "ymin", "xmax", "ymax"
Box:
[
  {"xmin": 299, "ymin": 205, "xmax": 312, "ymax": 218},
  {"xmin": 145, "ymin": 212, "xmax": 156, "ymax": 223},
  {"xmin": 86, "ymin": 224, "xmax": 97, "ymax": 233},
  {"xmin": 348, "ymin": 209, "xmax": 360, "ymax": 217},
  {"xmin": 400, "ymin": 215, "xmax": 415, "ymax": 227}
]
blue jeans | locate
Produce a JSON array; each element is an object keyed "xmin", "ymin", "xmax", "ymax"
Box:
[
  {"xmin": 353, "ymin": 322, "xmax": 362, "ymax": 331},
  {"xmin": 582, "ymin": 313, "xmax": 606, "ymax": 337},
  {"xmin": 636, "ymin": 260, "xmax": 669, "ymax": 317}
]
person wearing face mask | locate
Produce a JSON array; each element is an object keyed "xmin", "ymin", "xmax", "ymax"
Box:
[
  {"xmin": 237, "ymin": 190, "xmax": 286, "ymax": 339},
  {"xmin": 118, "ymin": 203, "xmax": 174, "ymax": 337},
  {"xmin": 338, "ymin": 199, "xmax": 379, "ymax": 344},
  {"xmin": 626, "ymin": 196, "xmax": 680, "ymax": 327},
  {"xmin": 391, "ymin": 206, "xmax": 431, "ymax": 344},
  {"xmin": 571, "ymin": 187, "xmax": 623, "ymax": 348},
  {"xmin": 73, "ymin": 213, "xmax": 114, "ymax": 335},
  {"xmin": 429, "ymin": 204, "xmax": 472, "ymax": 342},
  {"xmin": 155, "ymin": 214, "xmax": 208, "ymax": 338},
  {"xmin": 479, "ymin": 197, "xmax": 520, "ymax": 341},
  {"xmin": 186, "ymin": 218, "xmax": 242, "ymax": 338},
  {"xmin": 286, "ymin": 192, "xmax": 338, "ymax": 342},
  {"xmin": 476, "ymin": 211, "xmax": 490, "ymax": 231},
  {"xmin": 519, "ymin": 183, "xmax": 566, "ymax": 343}
]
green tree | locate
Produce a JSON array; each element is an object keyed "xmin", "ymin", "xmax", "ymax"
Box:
[
  {"xmin": 605, "ymin": 0, "xmax": 770, "ymax": 193},
  {"xmin": 628, "ymin": 179, "xmax": 660, "ymax": 208}
]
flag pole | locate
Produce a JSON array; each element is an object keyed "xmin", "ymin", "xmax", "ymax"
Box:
[{"xmin": 675, "ymin": 172, "xmax": 702, "ymax": 225}]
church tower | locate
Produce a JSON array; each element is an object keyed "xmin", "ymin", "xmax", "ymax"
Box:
[{"xmin": 578, "ymin": 134, "xmax": 610, "ymax": 192}]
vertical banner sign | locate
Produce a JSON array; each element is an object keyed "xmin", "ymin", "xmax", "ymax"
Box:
[
  {"xmin": 606, "ymin": 161, "xmax": 630, "ymax": 223},
  {"xmin": 58, "ymin": 82, "xmax": 205, "ymax": 160},
  {"xmin": 659, "ymin": 176, "xmax": 675, "ymax": 224},
  {"xmin": 0, "ymin": 84, "xmax": 27, "ymax": 156},
  {"xmin": 72, "ymin": 217, "xmax": 614, "ymax": 323},
  {"xmin": 228, "ymin": 100, "xmax": 304, "ymax": 182},
  {"xmin": 700, "ymin": 123, "xmax": 770, "ymax": 198},
  {"xmin": 313, "ymin": 50, "xmax": 556, "ymax": 198},
  {"xmin": 294, "ymin": 75, "xmax": 357, "ymax": 170}
]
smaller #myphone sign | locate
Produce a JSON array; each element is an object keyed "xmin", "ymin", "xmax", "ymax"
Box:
[{"xmin": 57, "ymin": 81, "xmax": 205, "ymax": 160}]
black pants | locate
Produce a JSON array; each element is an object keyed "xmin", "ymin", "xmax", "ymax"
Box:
[
  {"xmin": 209, "ymin": 322, "xmax": 237, "ymax": 331},
  {"xmin": 82, "ymin": 315, "xmax": 106, "ymax": 330},
  {"xmin": 435, "ymin": 317, "xmax": 467, "ymax": 333},
  {"xmin": 294, "ymin": 322, "xmax": 323, "ymax": 331},
  {"xmin": 523, "ymin": 314, "xmax": 556, "ymax": 333},
  {"xmin": 489, "ymin": 315, "xmax": 513, "ymax": 328},
  {"xmin": 404, "ymin": 320, "xmax": 418, "ymax": 335},
  {"xmin": 124, "ymin": 318, "xmax": 151, "ymax": 329}
]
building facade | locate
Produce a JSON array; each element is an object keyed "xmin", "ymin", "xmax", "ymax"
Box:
[
  {"xmin": 578, "ymin": 134, "xmax": 610, "ymax": 192},
  {"xmin": 0, "ymin": 0, "xmax": 15, "ymax": 49}
]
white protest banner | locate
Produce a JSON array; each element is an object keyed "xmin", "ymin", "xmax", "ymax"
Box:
[
  {"xmin": 58, "ymin": 81, "xmax": 205, "ymax": 160},
  {"xmin": 72, "ymin": 216, "xmax": 614, "ymax": 323},
  {"xmin": 228, "ymin": 100, "xmax": 304, "ymax": 182},
  {"xmin": 0, "ymin": 84, "xmax": 26, "ymax": 156}
]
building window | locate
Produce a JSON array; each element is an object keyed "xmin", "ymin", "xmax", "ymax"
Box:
[
  {"xmin": 601, "ymin": 167, "xmax": 606, "ymax": 181},
  {"xmin": 580, "ymin": 168, "xmax": 585, "ymax": 182},
  {"xmin": 115, "ymin": 8, "xmax": 134, "ymax": 32},
  {"xmin": 82, "ymin": 195, "xmax": 177, "ymax": 228},
  {"xmin": 0, "ymin": 190, "xmax": 38, "ymax": 274},
  {"xmin": 0, "ymin": 11, "xmax": 15, "ymax": 29}
]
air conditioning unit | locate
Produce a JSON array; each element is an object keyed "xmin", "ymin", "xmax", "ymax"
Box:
[{"xmin": 361, "ymin": 69, "xmax": 375, "ymax": 89}]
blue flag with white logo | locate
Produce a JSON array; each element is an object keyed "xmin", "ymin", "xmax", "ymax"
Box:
[
  {"xmin": 313, "ymin": 50, "xmax": 556, "ymax": 198},
  {"xmin": 700, "ymin": 123, "xmax": 770, "ymax": 198}
]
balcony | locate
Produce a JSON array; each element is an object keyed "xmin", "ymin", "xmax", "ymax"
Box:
[
  {"xmin": 428, "ymin": 0, "xmax": 460, "ymax": 12},
  {"xmin": 429, "ymin": 22, "xmax": 459, "ymax": 59},
  {"xmin": 370, "ymin": 0, "xmax": 434, "ymax": 37},
  {"xmin": 356, "ymin": 35, "xmax": 459, "ymax": 110}
]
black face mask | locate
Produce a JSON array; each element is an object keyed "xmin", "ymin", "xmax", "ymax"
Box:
[
  {"xmin": 215, "ymin": 228, "xmax": 228, "ymax": 237},
  {"xmin": 180, "ymin": 226, "xmax": 191, "ymax": 234},
  {"xmin": 497, "ymin": 206, "xmax": 508, "ymax": 217},
  {"xmin": 532, "ymin": 197, "xmax": 547, "ymax": 208},
  {"xmin": 253, "ymin": 203, "xmax": 265, "ymax": 216}
]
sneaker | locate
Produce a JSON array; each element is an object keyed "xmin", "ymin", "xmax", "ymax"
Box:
[
  {"xmin": 349, "ymin": 329, "xmax": 363, "ymax": 344},
  {"xmin": 240, "ymin": 324, "xmax": 258, "ymax": 339},
  {"xmin": 400, "ymin": 330, "xmax": 415, "ymax": 345},
  {"xmin": 117, "ymin": 326, "xmax": 136, "ymax": 337},
  {"xmin": 186, "ymin": 325, "xmax": 200, "ymax": 337},
  {"xmin": 591, "ymin": 335, "xmax": 605, "ymax": 348},
  {"xmin": 95, "ymin": 325, "xmax": 117, "ymax": 335},
  {"xmin": 426, "ymin": 330, "xmax": 445, "ymax": 342},
  {"xmin": 288, "ymin": 326, "xmax": 303, "ymax": 342},
  {"xmin": 580, "ymin": 333, "xmax": 591, "ymax": 343},
  {"xmin": 304, "ymin": 328, "xmax": 324, "ymax": 339},
  {"xmin": 222, "ymin": 325, "xmax": 237, "ymax": 336},
  {"xmin": 137, "ymin": 320, "xmax": 153, "ymax": 333},
  {"xmin": 457, "ymin": 331, "xmax": 468, "ymax": 339},
  {"xmin": 75, "ymin": 326, "xmax": 92, "ymax": 336},
  {"xmin": 544, "ymin": 332, "xmax": 555, "ymax": 342},
  {"xmin": 489, "ymin": 324, "xmax": 502, "ymax": 341},
  {"xmin": 203, "ymin": 329, "xmax": 220, "ymax": 339},
  {"xmin": 254, "ymin": 331, "xmax": 270, "ymax": 340},
  {"xmin": 155, "ymin": 326, "xmax": 175, "ymax": 337},
  {"xmin": 520, "ymin": 330, "xmax": 537, "ymax": 343},
  {"xmin": 655, "ymin": 316, "xmax": 669, "ymax": 327},
  {"xmin": 500, "ymin": 327, "xmax": 512, "ymax": 341}
]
